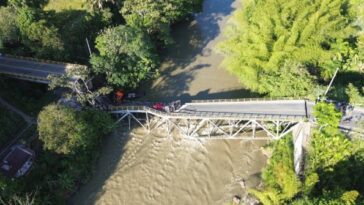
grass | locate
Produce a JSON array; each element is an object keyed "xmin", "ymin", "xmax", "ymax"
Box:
[
  {"xmin": 0, "ymin": 77, "xmax": 58, "ymax": 116},
  {"xmin": 43, "ymin": 0, "xmax": 89, "ymax": 12},
  {"xmin": 0, "ymin": 106, "xmax": 27, "ymax": 148}
]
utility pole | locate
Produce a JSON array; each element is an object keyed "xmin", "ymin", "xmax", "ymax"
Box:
[
  {"xmin": 324, "ymin": 67, "xmax": 340, "ymax": 96},
  {"xmin": 86, "ymin": 38, "xmax": 92, "ymax": 56}
]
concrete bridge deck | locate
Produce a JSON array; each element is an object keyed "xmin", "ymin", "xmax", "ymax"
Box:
[
  {"xmin": 0, "ymin": 56, "xmax": 77, "ymax": 83},
  {"xmin": 178, "ymin": 100, "xmax": 314, "ymax": 119}
]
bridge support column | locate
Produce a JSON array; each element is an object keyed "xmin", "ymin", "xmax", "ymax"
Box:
[
  {"xmin": 292, "ymin": 122, "xmax": 311, "ymax": 175},
  {"xmin": 252, "ymin": 122, "xmax": 256, "ymax": 138}
]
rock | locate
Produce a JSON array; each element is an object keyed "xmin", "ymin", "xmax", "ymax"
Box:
[
  {"xmin": 232, "ymin": 195, "xmax": 241, "ymax": 205},
  {"xmin": 242, "ymin": 193, "xmax": 260, "ymax": 205},
  {"xmin": 239, "ymin": 179, "xmax": 246, "ymax": 189}
]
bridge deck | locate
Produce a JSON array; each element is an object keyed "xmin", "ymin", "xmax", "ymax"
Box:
[
  {"xmin": 0, "ymin": 56, "xmax": 71, "ymax": 83},
  {"xmin": 178, "ymin": 100, "xmax": 314, "ymax": 119}
]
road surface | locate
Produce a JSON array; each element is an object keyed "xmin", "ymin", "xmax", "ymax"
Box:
[
  {"xmin": 0, "ymin": 56, "xmax": 70, "ymax": 83},
  {"xmin": 178, "ymin": 100, "xmax": 314, "ymax": 118}
]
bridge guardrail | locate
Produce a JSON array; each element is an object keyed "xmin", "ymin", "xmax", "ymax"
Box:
[
  {"xmin": 108, "ymin": 105, "xmax": 306, "ymax": 121},
  {"xmin": 191, "ymin": 97, "xmax": 309, "ymax": 103},
  {"xmin": 3, "ymin": 54, "xmax": 84, "ymax": 67},
  {"xmin": 0, "ymin": 71, "xmax": 49, "ymax": 83}
]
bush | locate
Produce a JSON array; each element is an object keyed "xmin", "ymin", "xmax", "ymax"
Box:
[{"xmin": 249, "ymin": 135, "xmax": 301, "ymax": 204}]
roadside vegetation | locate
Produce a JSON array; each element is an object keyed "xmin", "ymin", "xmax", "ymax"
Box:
[{"xmin": 250, "ymin": 102, "xmax": 364, "ymax": 204}]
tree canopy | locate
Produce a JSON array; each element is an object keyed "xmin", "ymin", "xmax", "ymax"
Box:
[
  {"xmin": 0, "ymin": 7, "xmax": 19, "ymax": 49},
  {"xmin": 218, "ymin": 0, "xmax": 360, "ymax": 96},
  {"xmin": 121, "ymin": 0, "xmax": 203, "ymax": 44},
  {"xmin": 38, "ymin": 104, "xmax": 113, "ymax": 154},
  {"xmin": 90, "ymin": 25, "xmax": 157, "ymax": 88}
]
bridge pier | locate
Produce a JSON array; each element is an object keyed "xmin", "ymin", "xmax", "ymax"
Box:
[{"xmin": 292, "ymin": 122, "xmax": 311, "ymax": 175}]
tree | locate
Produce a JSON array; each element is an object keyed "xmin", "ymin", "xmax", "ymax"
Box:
[
  {"xmin": 218, "ymin": 0, "xmax": 359, "ymax": 96},
  {"xmin": 86, "ymin": 0, "xmax": 124, "ymax": 10},
  {"xmin": 260, "ymin": 61, "xmax": 315, "ymax": 97},
  {"xmin": 313, "ymin": 102, "xmax": 342, "ymax": 129},
  {"xmin": 38, "ymin": 104, "xmax": 113, "ymax": 154},
  {"xmin": 90, "ymin": 25, "xmax": 158, "ymax": 88},
  {"xmin": 8, "ymin": 0, "xmax": 48, "ymax": 8},
  {"xmin": 345, "ymin": 83, "xmax": 364, "ymax": 105},
  {"xmin": 121, "ymin": 0, "xmax": 203, "ymax": 44},
  {"xmin": 249, "ymin": 135, "xmax": 301, "ymax": 205},
  {"xmin": 48, "ymin": 65, "xmax": 112, "ymax": 106},
  {"xmin": 16, "ymin": 7, "xmax": 64, "ymax": 59},
  {"xmin": 0, "ymin": 7, "xmax": 19, "ymax": 49}
]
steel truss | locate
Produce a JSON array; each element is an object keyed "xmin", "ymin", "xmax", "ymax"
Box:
[{"xmin": 112, "ymin": 110, "xmax": 299, "ymax": 140}]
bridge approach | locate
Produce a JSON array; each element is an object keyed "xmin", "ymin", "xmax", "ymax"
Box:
[{"xmin": 0, "ymin": 55, "xmax": 80, "ymax": 83}]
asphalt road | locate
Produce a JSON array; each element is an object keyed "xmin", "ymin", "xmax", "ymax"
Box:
[
  {"xmin": 178, "ymin": 100, "xmax": 314, "ymax": 117},
  {"xmin": 0, "ymin": 56, "xmax": 67, "ymax": 80}
]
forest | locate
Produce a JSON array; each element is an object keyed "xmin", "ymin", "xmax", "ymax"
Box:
[{"xmin": 219, "ymin": 0, "xmax": 364, "ymax": 103}]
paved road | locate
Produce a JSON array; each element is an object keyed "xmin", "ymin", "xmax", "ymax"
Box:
[
  {"xmin": 0, "ymin": 56, "xmax": 68, "ymax": 83},
  {"xmin": 178, "ymin": 100, "xmax": 314, "ymax": 118}
]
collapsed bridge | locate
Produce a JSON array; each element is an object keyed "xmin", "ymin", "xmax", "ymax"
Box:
[{"xmin": 109, "ymin": 99, "xmax": 316, "ymax": 140}]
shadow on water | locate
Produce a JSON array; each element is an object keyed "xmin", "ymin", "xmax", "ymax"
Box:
[
  {"xmin": 140, "ymin": 0, "xmax": 256, "ymax": 102},
  {"xmin": 69, "ymin": 125, "xmax": 133, "ymax": 205}
]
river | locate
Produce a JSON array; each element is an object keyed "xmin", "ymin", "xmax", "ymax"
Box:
[
  {"xmin": 71, "ymin": 0, "xmax": 269, "ymax": 204},
  {"xmin": 141, "ymin": 0, "xmax": 259, "ymax": 102}
]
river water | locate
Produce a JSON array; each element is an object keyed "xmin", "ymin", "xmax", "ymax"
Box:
[
  {"xmin": 72, "ymin": 0, "xmax": 269, "ymax": 204},
  {"xmin": 141, "ymin": 0, "xmax": 259, "ymax": 102},
  {"xmin": 72, "ymin": 127, "xmax": 268, "ymax": 205}
]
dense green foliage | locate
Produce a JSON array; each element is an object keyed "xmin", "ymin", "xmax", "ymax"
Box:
[
  {"xmin": 38, "ymin": 104, "xmax": 113, "ymax": 154},
  {"xmin": 0, "ymin": 0, "xmax": 113, "ymax": 62},
  {"xmin": 91, "ymin": 25, "xmax": 157, "ymax": 88},
  {"xmin": 249, "ymin": 135, "xmax": 301, "ymax": 204},
  {"xmin": 251, "ymin": 102, "xmax": 364, "ymax": 205},
  {"xmin": 0, "ymin": 104, "xmax": 113, "ymax": 204},
  {"xmin": 219, "ymin": 0, "xmax": 362, "ymax": 97},
  {"xmin": 0, "ymin": 7, "xmax": 19, "ymax": 49},
  {"xmin": 121, "ymin": 0, "xmax": 202, "ymax": 44},
  {"xmin": 346, "ymin": 83, "xmax": 364, "ymax": 105}
]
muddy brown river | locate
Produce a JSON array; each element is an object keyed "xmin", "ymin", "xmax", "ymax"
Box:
[
  {"xmin": 72, "ymin": 0, "xmax": 269, "ymax": 204},
  {"xmin": 72, "ymin": 127, "xmax": 268, "ymax": 205}
]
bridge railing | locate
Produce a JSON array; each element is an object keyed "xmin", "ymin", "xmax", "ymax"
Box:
[
  {"xmin": 108, "ymin": 105, "xmax": 306, "ymax": 121},
  {"xmin": 191, "ymin": 97, "xmax": 310, "ymax": 104},
  {"xmin": 0, "ymin": 71, "xmax": 49, "ymax": 83},
  {"xmin": 3, "ymin": 54, "xmax": 83, "ymax": 67}
]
